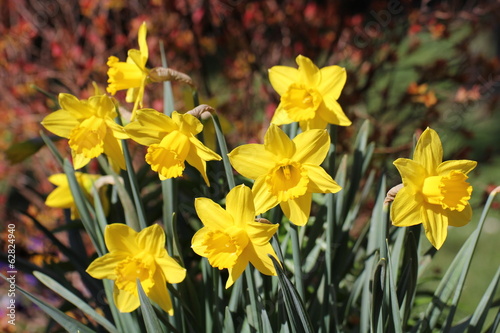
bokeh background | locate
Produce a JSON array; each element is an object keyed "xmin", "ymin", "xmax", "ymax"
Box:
[{"xmin": 1, "ymin": 0, "xmax": 499, "ymax": 331}]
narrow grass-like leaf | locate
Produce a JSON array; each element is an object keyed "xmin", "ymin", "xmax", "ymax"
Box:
[
  {"xmin": 371, "ymin": 258, "xmax": 386, "ymax": 332},
  {"xmin": 271, "ymin": 256, "xmax": 314, "ymax": 333},
  {"xmin": 289, "ymin": 224, "xmax": 304, "ymax": 300},
  {"xmin": 40, "ymin": 130, "xmax": 64, "ymax": 167},
  {"xmin": 211, "ymin": 113, "xmax": 235, "ymax": 189},
  {"xmin": 386, "ymin": 242, "xmax": 403, "ymax": 333},
  {"xmin": 33, "ymin": 271, "xmax": 117, "ymax": 333},
  {"xmin": 467, "ymin": 265, "xmax": 500, "ymax": 332},
  {"xmin": 0, "ymin": 273, "xmax": 96, "ymax": 333},
  {"xmin": 137, "ymin": 280, "xmax": 163, "ymax": 333},
  {"xmin": 223, "ymin": 307, "xmax": 235, "ymax": 333}
]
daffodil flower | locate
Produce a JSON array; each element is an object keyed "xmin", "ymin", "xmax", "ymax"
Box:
[
  {"xmin": 125, "ymin": 109, "xmax": 222, "ymax": 185},
  {"xmin": 192, "ymin": 184, "xmax": 279, "ymax": 288},
  {"xmin": 45, "ymin": 172, "xmax": 108, "ymax": 220},
  {"xmin": 41, "ymin": 93, "xmax": 128, "ymax": 169},
  {"xmin": 391, "ymin": 128, "xmax": 477, "ymax": 249},
  {"xmin": 228, "ymin": 124, "xmax": 342, "ymax": 226},
  {"xmin": 107, "ymin": 22, "xmax": 149, "ymax": 120},
  {"xmin": 269, "ymin": 55, "xmax": 351, "ymax": 131},
  {"xmin": 86, "ymin": 224, "xmax": 186, "ymax": 314}
]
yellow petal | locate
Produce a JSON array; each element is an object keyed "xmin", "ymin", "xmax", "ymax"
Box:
[
  {"xmin": 185, "ymin": 146, "xmax": 210, "ymax": 186},
  {"xmin": 86, "ymin": 252, "xmax": 125, "ymax": 280},
  {"xmin": 136, "ymin": 224, "xmax": 165, "ymax": 258},
  {"xmin": 270, "ymin": 103, "xmax": 294, "ymax": 126},
  {"xmin": 393, "ymin": 158, "xmax": 427, "ymax": 191},
  {"xmin": 89, "ymin": 94, "xmax": 116, "ymax": 119},
  {"xmin": 280, "ymin": 193, "xmax": 312, "ymax": 226},
  {"xmin": 194, "ymin": 197, "xmax": 234, "ymax": 230},
  {"xmin": 156, "ymin": 255, "xmax": 186, "ymax": 284},
  {"xmin": 128, "ymin": 49, "xmax": 147, "ymax": 71},
  {"xmin": 173, "ymin": 112, "xmax": 203, "ymax": 136},
  {"xmin": 148, "ymin": 270, "xmax": 174, "ymax": 315},
  {"xmin": 126, "ymin": 108, "xmax": 175, "ymax": 146},
  {"xmin": 437, "ymin": 160, "xmax": 477, "ymax": 176},
  {"xmin": 245, "ymin": 221, "xmax": 279, "ymax": 246},
  {"xmin": 299, "ymin": 116, "xmax": 327, "ymax": 131},
  {"xmin": 58, "ymin": 93, "xmax": 94, "ymax": 118},
  {"xmin": 304, "ymin": 164, "xmax": 341, "ymax": 193},
  {"xmin": 413, "ymin": 128, "xmax": 443, "ymax": 175},
  {"xmin": 191, "ymin": 227, "xmax": 210, "ymax": 256},
  {"xmin": 252, "ymin": 176, "xmax": 280, "ymax": 215},
  {"xmin": 72, "ymin": 151, "xmax": 91, "ymax": 170},
  {"xmin": 105, "ymin": 119, "xmax": 129, "ymax": 140},
  {"xmin": 268, "ymin": 66, "xmax": 298, "ymax": 96},
  {"xmin": 105, "ymin": 224, "xmax": 140, "ymax": 254},
  {"xmin": 226, "ymin": 185, "xmax": 255, "ymax": 229},
  {"xmin": 318, "ymin": 65, "xmax": 346, "ymax": 100},
  {"xmin": 264, "ymin": 124, "xmax": 295, "ymax": 159},
  {"xmin": 317, "ymin": 100, "xmax": 351, "ymax": 127},
  {"xmin": 421, "ymin": 204, "xmax": 448, "ymax": 249},
  {"xmin": 447, "ymin": 203, "xmax": 472, "ymax": 227},
  {"xmin": 103, "ymin": 130, "xmax": 126, "ymax": 170},
  {"xmin": 390, "ymin": 186, "xmax": 423, "ymax": 227},
  {"xmin": 113, "ymin": 284, "xmax": 140, "ymax": 313},
  {"xmin": 45, "ymin": 185, "xmax": 74, "ymax": 208},
  {"xmin": 41, "ymin": 110, "xmax": 80, "ymax": 138},
  {"xmin": 137, "ymin": 22, "xmax": 148, "ymax": 65},
  {"xmin": 292, "ymin": 129, "xmax": 329, "ymax": 165},
  {"xmin": 296, "ymin": 55, "xmax": 320, "ymax": 87},
  {"xmin": 228, "ymin": 144, "xmax": 277, "ymax": 180},
  {"xmin": 225, "ymin": 257, "xmax": 247, "ymax": 289},
  {"xmin": 246, "ymin": 243, "xmax": 278, "ymax": 276}
]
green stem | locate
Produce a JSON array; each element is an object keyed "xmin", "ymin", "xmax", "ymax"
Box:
[
  {"xmin": 245, "ymin": 268, "xmax": 263, "ymax": 332},
  {"xmin": 290, "ymin": 224, "xmax": 304, "ymax": 300}
]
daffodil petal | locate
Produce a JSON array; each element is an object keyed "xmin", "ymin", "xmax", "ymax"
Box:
[
  {"xmin": 191, "ymin": 227, "xmax": 210, "ymax": 256},
  {"xmin": 156, "ymin": 254, "xmax": 186, "ymax": 284},
  {"xmin": 296, "ymin": 55, "xmax": 320, "ymax": 87},
  {"xmin": 447, "ymin": 203, "xmax": 472, "ymax": 227},
  {"xmin": 292, "ymin": 129, "xmax": 329, "ymax": 165},
  {"xmin": 421, "ymin": 204, "xmax": 448, "ymax": 250},
  {"xmin": 245, "ymin": 221, "xmax": 279, "ymax": 246},
  {"xmin": 72, "ymin": 151, "xmax": 90, "ymax": 170},
  {"xmin": 195, "ymin": 197, "xmax": 234, "ymax": 230},
  {"xmin": 188, "ymin": 137, "xmax": 222, "ymax": 161},
  {"xmin": 268, "ymin": 66, "xmax": 297, "ymax": 96},
  {"xmin": 226, "ymin": 185, "xmax": 255, "ymax": 229},
  {"xmin": 299, "ymin": 116, "xmax": 327, "ymax": 131},
  {"xmin": 413, "ymin": 128, "xmax": 443, "ymax": 175},
  {"xmin": 113, "ymin": 284, "xmax": 140, "ymax": 313},
  {"xmin": 103, "ymin": 130, "xmax": 126, "ymax": 170},
  {"xmin": 86, "ymin": 252, "xmax": 125, "ymax": 280},
  {"xmin": 185, "ymin": 147, "xmax": 210, "ymax": 186},
  {"xmin": 48, "ymin": 173, "xmax": 69, "ymax": 186},
  {"xmin": 105, "ymin": 224, "xmax": 140, "ymax": 254},
  {"xmin": 270, "ymin": 103, "xmax": 294, "ymax": 126},
  {"xmin": 58, "ymin": 93, "xmax": 94, "ymax": 118},
  {"xmin": 225, "ymin": 257, "xmax": 247, "ymax": 289},
  {"xmin": 41, "ymin": 110, "xmax": 80, "ymax": 138},
  {"xmin": 138, "ymin": 22, "xmax": 148, "ymax": 64},
  {"xmin": 135, "ymin": 225, "xmax": 165, "ymax": 258},
  {"xmin": 228, "ymin": 144, "xmax": 277, "ymax": 180},
  {"xmin": 173, "ymin": 112, "xmax": 203, "ymax": 135},
  {"xmin": 252, "ymin": 176, "xmax": 280, "ymax": 215},
  {"xmin": 128, "ymin": 49, "xmax": 147, "ymax": 71},
  {"xmin": 390, "ymin": 186, "xmax": 423, "ymax": 226},
  {"xmin": 264, "ymin": 124, "xmax": 295, "ymax": 159},
  {"xmin": 105, "ymin": 119, "xmax": 129, "ymax": 140},
  {"xmin": 148, "ymin": 270, "xmax": 174, "ymax": 315},
  {"xmin": 45, "ymin": 185, "xmax": 75, "ymax": 208},
  {"xmin": 318, "ymin": 65, "xmax": 346, "ymax": 99},
  {"xmin": 246, "ymin": 243, "xmax": 277, "ymax": 276},
  {"xmin": 280, "ymin": 193, "xmax": 312, "ymax": 226},
  {"xmin": 125, "ymin": 108, "xmax": 174, "ymax": 145},
  {"xmin": 437, "ymin": 160, "xmax": 477, "ymax": 176},
  {"xmin": 393, "ymin": 158, "xmax": 427, "ymax": 191},
  {"xmin": 304, "ymin": 164, "xmax": 341, "ymax": 193},
  {"xmin": 317, "ymin": 100, "xmax": 351, "ymax": 126}
]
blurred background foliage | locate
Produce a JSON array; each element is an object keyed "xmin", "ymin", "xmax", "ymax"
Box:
[{"xmin": 1, "ymin": 0, "xmax": 499, "ymax": 331}]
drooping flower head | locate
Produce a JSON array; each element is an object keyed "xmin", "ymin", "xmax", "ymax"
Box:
[
  {"xmin": 45, "ymin": 172, "xmax": 109, "ymax": 220},
  {"xmin": 86, "ymin": 224, "xmax": 186, "ymax": 314},
  {"xmin": 125, "ymin": 109, "xmax": 222, "ymax": 185},
  {"xmin": 228, "ymin": 124, "xmax": 342, "ymax": 226},
  {"xmin": 192, "ymin": 184, "xmax": 279, "ymax": 288},
  {"xmin": 41, "ymin": 93, "xmax": 128, "ymax": 169},
  {"xmin": 391, "ymin": 128, "xmax": 477, "ymax": 249},
  {"xmin": 107, "ymin": 22, "xmax": 149, "ymax": 120},
  {"xmin": 269, "ymin": 55, "xmax": 351, "ymax": 131}
]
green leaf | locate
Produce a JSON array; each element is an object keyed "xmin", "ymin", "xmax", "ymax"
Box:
[
  {"xmin": 223, "ymin": 307, "xmax": 235, "ymax": 333},
  {"xmin": 0, "ymin": 273, "xmax": 96, "ymax": 333},
  {"xmin": 33, "ymin": 271, "xmax": 117, "ymax": 333},
  {"xmin": 270, "ymin": 256, "xmax": 314, "ymax": 333},
  {"xmin": 137, "ymin": 280, "xmax": 163, "ymax": 333},
  {"xmin": 467, "ymin": 265, "xmax": 500, "ymax": 332}
]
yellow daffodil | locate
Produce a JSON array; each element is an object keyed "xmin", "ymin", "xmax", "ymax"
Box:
[
  {"xmin": 391, "ymin": 128, "xmax": 477, "ymax": 249},
  {"xmin": 107, "ymin": 22, "xmax": 149, "ymax": 120},
  {"xmin": 269, "ymin": 55, "xmax": 351, "ymax": 131},
  {"xmin": 41, "ymin": 93, "xmax": 128, "ymax": 169},
  {"xmin": 86, "ymin": 224, "xmax": 186, "ymax": 314},
  {"xmin": 45, "ymin": 172, "xmax": 109, "ymax": 220},
  {"xmin": 228, "ymin": 124, "xmax": 342, "ymax": 226},
  {"xmin": 192, "ymin": 184, "xmax": 279, "ymax": 288},
  {"xmin": 125, "ymin": 109, "xmax": 222, "ymax": 185}
]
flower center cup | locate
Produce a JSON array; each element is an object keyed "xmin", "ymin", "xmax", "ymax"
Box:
[
  {"xmin": 115, "ymin": 256, "xmax": 155, "ymax": 295},
  {"xmin": 421, "ymin": 171, "xmax": 472, "ymax": 211},
  {"xmin": 281, "ymin": 83, "xmax": 322, "ymax": 121},
  {"xmin": 145, "ymin": 132, "xmax": 190, "ymax": 179},
  {"xmin": 107, "ymin": 56, "xmax": 144, "ymax": 94},
  {"xmin": 203, "ymin": 228, "xmax": 249, "ymax": 269},
  {"xmin": 266, "ymin": 160, "xmax": 309, "ymax": 202}
]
